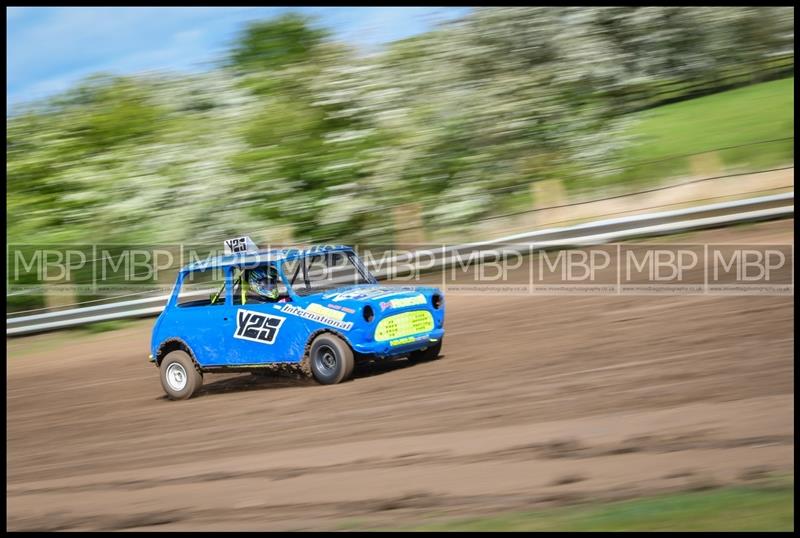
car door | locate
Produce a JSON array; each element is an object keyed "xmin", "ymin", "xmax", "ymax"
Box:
[
  {"xmin": 170, "ymin": 267, "xmax": 235, "ymax": 367},
  {"xmin": 220, "ymin": 264, "xmax": 310, "ymax": 365}
]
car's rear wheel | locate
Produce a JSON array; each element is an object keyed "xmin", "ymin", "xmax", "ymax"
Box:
[
  {"xmin": 309, "ymin": 334, "xmax": 354, "ymax": 385},
  {"xmin": 160, "ymin": 350, "xmax": 203, "ymax": 400},
  {"xmin": 408, "ymin": 340, "xmax": 443, "ymax": 363}
]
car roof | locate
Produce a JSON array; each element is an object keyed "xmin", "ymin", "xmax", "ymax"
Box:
[{"xmin": 182, "ymin": 244, "xmax": 354, "ymax": 272}]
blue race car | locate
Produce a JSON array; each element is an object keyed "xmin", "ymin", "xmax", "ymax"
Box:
[{"xmin": 149, "ymin": 237, "xmax": 445, "ymax": 400}]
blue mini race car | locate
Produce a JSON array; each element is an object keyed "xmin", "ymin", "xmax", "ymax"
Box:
[{"xmin": 149, "ymin": 237, "xmax": 445, "ymax": 400}]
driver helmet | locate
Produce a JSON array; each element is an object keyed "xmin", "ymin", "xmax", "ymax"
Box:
[{"xmin": 248, "ymin": 266, "xmax": 280, "ymax": 299}]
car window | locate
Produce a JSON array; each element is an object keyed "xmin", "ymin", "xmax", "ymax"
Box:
[
  {"xmin": 283, "ymin": 259, "xmax": 302, "ymax": 288},
  {"xmin": 177, "ymin": 267, "xmax": 227, "ymax": 307},
  {"xmin": 293, "ymin": 252, "xmax": 373, "ymax": 296}
]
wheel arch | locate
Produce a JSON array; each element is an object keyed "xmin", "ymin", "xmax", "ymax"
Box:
[
  {"xmin": 302, "ymin": 328, "xmax": 356, "ymax": 363},
  {"xmin": 303, "ymin": 328, "xmax": 355, "ymax": 355},
  {"xmin": 155, "ymin": 337, "xmax": 201, "ymax": 369}
]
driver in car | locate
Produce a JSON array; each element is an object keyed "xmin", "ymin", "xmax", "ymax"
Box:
[{"xmin": 246, "ymin": 266, "xmax": 282, "ymax": 302}]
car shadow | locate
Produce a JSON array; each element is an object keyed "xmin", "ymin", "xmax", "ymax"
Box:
[
  {"xmin": 194, "ymin": 371, "xmax": 316, "ymax": 397},
  {"xmin": 351, "ymin": 355, "xmax": 432, "ymax": 379},
  {"xmin": 188, "ymin": 354, "xmax": 444, "ymax": 398}
]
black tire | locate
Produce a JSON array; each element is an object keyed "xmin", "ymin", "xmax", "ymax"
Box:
[
  {"xmin": 159, "ymin": 350, "xmax": 203, "ymax": 400},
  {"xmin": 309, "ymin": 333, "xmax": 355, "ymax": 385},
  {"xmin": 408, "ymin": 340, "xmax": 443, "ymax": 363}
]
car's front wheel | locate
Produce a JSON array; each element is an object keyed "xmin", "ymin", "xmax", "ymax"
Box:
[
  {"xmin": 309, "ymin": 334, "xmax": 355, "ymax": 385},
  {"xmin": 160, "ymin": 350, "xmax": 203, "ymax": 400}
]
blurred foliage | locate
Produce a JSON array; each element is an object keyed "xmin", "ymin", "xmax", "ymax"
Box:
[{"xmin": 7, "ymin": 7, "xmax": 794, "ymax": 248}]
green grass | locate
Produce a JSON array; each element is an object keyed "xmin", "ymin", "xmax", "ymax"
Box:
[
  {"xmin": 571, "ymin": 77, "xmax": 794, "ymax": 192},
  {"xmin": 350, "ymin": 478, "xmax": 794, "ymax": 532},
  {"xmin": 627, "ymin": 77, "xmax": 794, "ymax": 162}
]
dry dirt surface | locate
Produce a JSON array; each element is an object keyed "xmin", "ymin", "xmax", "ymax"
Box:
[{"xmin": 6, "ymin": 219, "xmax": 794, "ymax": 531}]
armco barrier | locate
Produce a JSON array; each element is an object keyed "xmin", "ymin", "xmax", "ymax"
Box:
[{"xmin": 6, "ymin": 192, "xmax": 793, "ymax": 336}]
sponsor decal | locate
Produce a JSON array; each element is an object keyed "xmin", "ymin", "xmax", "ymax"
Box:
[
  {"xmin": 324, "ymin": 287, "xmax": 417, "ymax": 303},
  {"xmin": 327, "ymin": 303, "xmax": 356, "ymax": 314},
  {"xmin": 306, "ymin": 303, "xmax": 346, "ymax": 321},
  {"xmin": 374, "ymin": 310, "xmax": 434, "ymax": 342},
  {"xmin": 279, "ymin": 245, "xmax": 347, "ymax": 258},
  {"xmin": 234, "ymin": 309, "xmax": 285, "ymax": 345},
  {"xmin": 282, "ymin": 304, "xmax": 354, "ymax": 331},
  {"xmin": 389, "ymin": 336, "xmax": 419, "ymax": 346},
  {"xmin": 379, "ymin": 294, "xmax": 426, "ymax": 311}
]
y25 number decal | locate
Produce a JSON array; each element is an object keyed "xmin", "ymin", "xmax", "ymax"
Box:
[
  {"xmin": 234, "ymin": 309, "xmax": 285, "ymax": 345},
  {"xmin": 225, "ymin": 237, "xmax": 247, "ymax": 253}
]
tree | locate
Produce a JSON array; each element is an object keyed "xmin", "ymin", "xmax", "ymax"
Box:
[{"xmin": 226, "ymin": 13, "xmax": 329, "ymax": 74}]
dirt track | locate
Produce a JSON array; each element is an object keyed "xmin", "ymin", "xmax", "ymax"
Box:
[{"xmin": 6, "ymin": 219, "xmax": 794, "ymax": 531}]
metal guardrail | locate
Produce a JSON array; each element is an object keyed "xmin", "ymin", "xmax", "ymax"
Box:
[{"xmin": 6, "ymin": 191, "xmax": 794, "ymax": 336}]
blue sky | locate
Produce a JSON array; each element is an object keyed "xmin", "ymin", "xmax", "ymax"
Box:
[{"xmin": 7, "ymin": 7, "xmax": 471, "ymax": 111}]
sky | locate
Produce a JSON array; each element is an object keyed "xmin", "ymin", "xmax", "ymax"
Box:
[{"xmin": 6, "ymin": 6, "xmax": 472, "ymax": 112}]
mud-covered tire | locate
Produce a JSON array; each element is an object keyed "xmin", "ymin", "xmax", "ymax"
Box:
[
  {"xmin": 309, "ymin": 334, "xmax": 355, "ymax": 385},
  {"xmin": 409, "ymin": 340, "xmax": 443, "ymax": 363},
  {"xmin": 159, "ymin": 350, "xmax": 203, "ymax": 400}
]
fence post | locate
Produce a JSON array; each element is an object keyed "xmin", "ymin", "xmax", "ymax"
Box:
[
  {"xmin": 689, "ymin": 151, "xmax": 723, "ymax": 178},
  {"xmin": 530, "ymin": 179, "xmax": 568, "ymax": 228},
  {"xmin": 393, "ymin": 203, "xmax": 426, "ymax": 245},
  {"xmin": 43, "ymin": 283, "xmax": 78, "ymax": 312}
]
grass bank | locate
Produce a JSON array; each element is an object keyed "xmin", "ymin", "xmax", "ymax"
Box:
[
  {"xmin": 572, "ymin": 77, "xmax": 794, "ymax": 192},
  {"xmin": 345, "ymin": 477, "xmax": 794, "ymax": 531}
]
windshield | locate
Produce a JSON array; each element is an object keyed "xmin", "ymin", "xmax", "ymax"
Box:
[{"xmin": 284, "ymin": 251, "xmax": 376, "ymax": 297}]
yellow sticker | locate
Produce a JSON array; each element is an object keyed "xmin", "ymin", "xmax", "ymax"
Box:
[
  {"xmin": 306, "ymin": 303, "xmax": 346, "ymax": 321},
  {"xmin": 390, "ymin": 336, "xmax": 417, "ymax": 346},
  {"xmin": 374, "ymin": 310, "xmax": 434, "ymax": 342}
]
